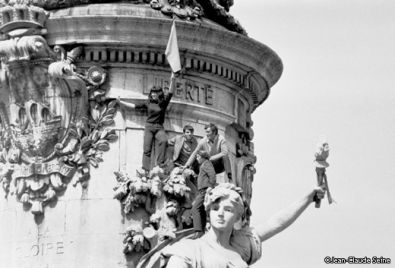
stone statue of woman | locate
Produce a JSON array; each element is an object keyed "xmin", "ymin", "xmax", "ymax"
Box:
[{"xmin": 138, "ymin": 183, "xmax": 325, "ymax": 268}]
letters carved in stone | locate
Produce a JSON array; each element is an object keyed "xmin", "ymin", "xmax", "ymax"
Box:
[{"xmin": 0, "ymin": 1, "xmax": 117, "ymax": 215}]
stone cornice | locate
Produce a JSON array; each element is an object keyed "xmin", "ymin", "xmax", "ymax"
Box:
[
  {"xmin": 28, "ymin": 0, "xmax": 244, "ymax": 34},
  {"xmin": 46, "ymin": 4, "xmax": 283, "ymax": 111},
  {"xmin": 73, "ymin": 46, "xmax": 257, "ymax": 112}
]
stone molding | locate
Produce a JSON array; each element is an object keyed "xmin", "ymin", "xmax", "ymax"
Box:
[
  {"xmin": 45, "ymin": 4, "xmax": 283, "ymax": 110},
  {"xmin": 25, "ymin": 0, "xmax": 244, "ymax": 34},
  {"xmin": 63, "ymin": 45, "xmax": 267, "ymax": 111},
  {"xmin": 82, "ymin": 47, "xmax": 244, "ymax": 85}
]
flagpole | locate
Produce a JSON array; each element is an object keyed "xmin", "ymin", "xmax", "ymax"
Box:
[
  {"xmin": 168, "ymin": 20, "xmax": 175, "ymax": 94},
  {"xmin": 169, "ymin": 71, "xmax": 176, "ymax": 94}
]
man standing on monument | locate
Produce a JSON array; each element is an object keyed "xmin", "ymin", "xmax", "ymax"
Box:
[
  {"xmin": 117, "ymin": 74, "xmax": 176, "ymax": 174},
  {"xmin": 184, "ymin": 123, "xmax": 230, "ymax": 183},
  {"xmin": 191, "ymin": 150, "xmax": 216, "ymax": 235}
]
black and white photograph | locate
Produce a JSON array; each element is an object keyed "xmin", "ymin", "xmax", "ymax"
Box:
[{"xmin": 0, "ymin": 0, "xmax": 394, "ymax": 267}]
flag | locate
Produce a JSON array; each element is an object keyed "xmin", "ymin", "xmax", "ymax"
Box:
[{"xmin": 165, "ymin": 21, "xmax": 181, "ymax": 73}]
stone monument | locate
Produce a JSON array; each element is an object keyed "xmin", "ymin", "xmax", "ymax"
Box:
[{"xmin": 0, "ymin": 0, "xmax": 283, "ymax": 267}]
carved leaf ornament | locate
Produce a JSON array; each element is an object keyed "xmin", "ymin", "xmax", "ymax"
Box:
[
  {"xmin": 123, "ymin": 225, "xmax": 151, "ymax": 254},
  {"xmin": 114, "ymin": 166, "xmax": 194, "ymax": 253},
  {"xmin": 0, "ymin": 1, "xmax": 118, "ymax": 215}
]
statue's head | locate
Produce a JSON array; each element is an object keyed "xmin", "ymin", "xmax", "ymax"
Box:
[{"xmin": 204, "ymin": 183, "xmax": 245, "ymax": 231}]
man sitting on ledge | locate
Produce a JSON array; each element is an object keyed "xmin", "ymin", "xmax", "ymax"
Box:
[
  {"xmin": 167, "ymin": 124, "xmax": 199, "ymax": 173},
  {"xmin": 183, "ymin": 123, "xmax": 230, "ymax": 183}
]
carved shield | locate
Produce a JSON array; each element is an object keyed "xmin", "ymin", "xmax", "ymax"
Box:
[{"xmin": 0, "ymin": 35, "xmax": 88, "ymax": 214}]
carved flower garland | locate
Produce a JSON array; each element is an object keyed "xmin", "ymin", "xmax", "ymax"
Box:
[
  {"xmin": 123, "ymin": 226, "xmax": 151, "ymax": 254},
  {"xmin": 114, "ymin": 166, "xmax": 194, "ymax": 254}
]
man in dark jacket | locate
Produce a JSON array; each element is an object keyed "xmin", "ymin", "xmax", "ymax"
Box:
[{"xmin": 191, "ymin": 150, "xmax": 216, "ymax": 234}]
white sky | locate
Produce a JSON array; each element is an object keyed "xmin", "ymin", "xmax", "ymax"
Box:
[{"xmin": 232, "ymin": 1, "xmax": 395, "ymax": 267}]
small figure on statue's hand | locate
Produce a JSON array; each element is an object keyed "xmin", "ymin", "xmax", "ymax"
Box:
[{"xmin": 313, "ymin": 139, "xmax": 334, "ymax": 207}]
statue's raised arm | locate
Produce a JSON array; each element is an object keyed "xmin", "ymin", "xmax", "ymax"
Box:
[
  {"xmin": 139, "ymin": 183, "xmax": 326, "ymax": 268},
  {"xmin": 254, "ymin": 187, "xmax": 325, "ymax": 242}
]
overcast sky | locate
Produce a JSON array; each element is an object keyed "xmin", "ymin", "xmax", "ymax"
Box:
[{"xmin": 232, "ymin": 1, "xmax": 395, "ymax": 267}]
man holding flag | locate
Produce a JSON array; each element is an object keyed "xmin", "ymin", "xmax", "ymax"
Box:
[{"xmin": 117, "ymin": 21, "xmax": 182, "ymax": 173}]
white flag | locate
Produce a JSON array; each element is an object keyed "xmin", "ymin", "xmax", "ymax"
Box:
[{"xmin": 165, "ymin": 21, "xmax": 181, "ymax": 73}]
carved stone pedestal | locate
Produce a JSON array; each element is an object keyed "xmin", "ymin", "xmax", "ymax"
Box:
[{"xmin": 0, "ymin": 1, "xmax": 282, "ymax": 267}]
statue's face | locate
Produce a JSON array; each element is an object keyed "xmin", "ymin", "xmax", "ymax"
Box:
[
  {"xmin": 209, "ymin": 197, "xmax": 240, "ymax": 232},
  {"xmin": 323, "ymin": 143, "xmax": 329, "ymax": 150}
]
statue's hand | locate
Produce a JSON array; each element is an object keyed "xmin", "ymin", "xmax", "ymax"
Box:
[{"xmin": 309, "ymin": 187, "xmax": 326, "ymax": 203}]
